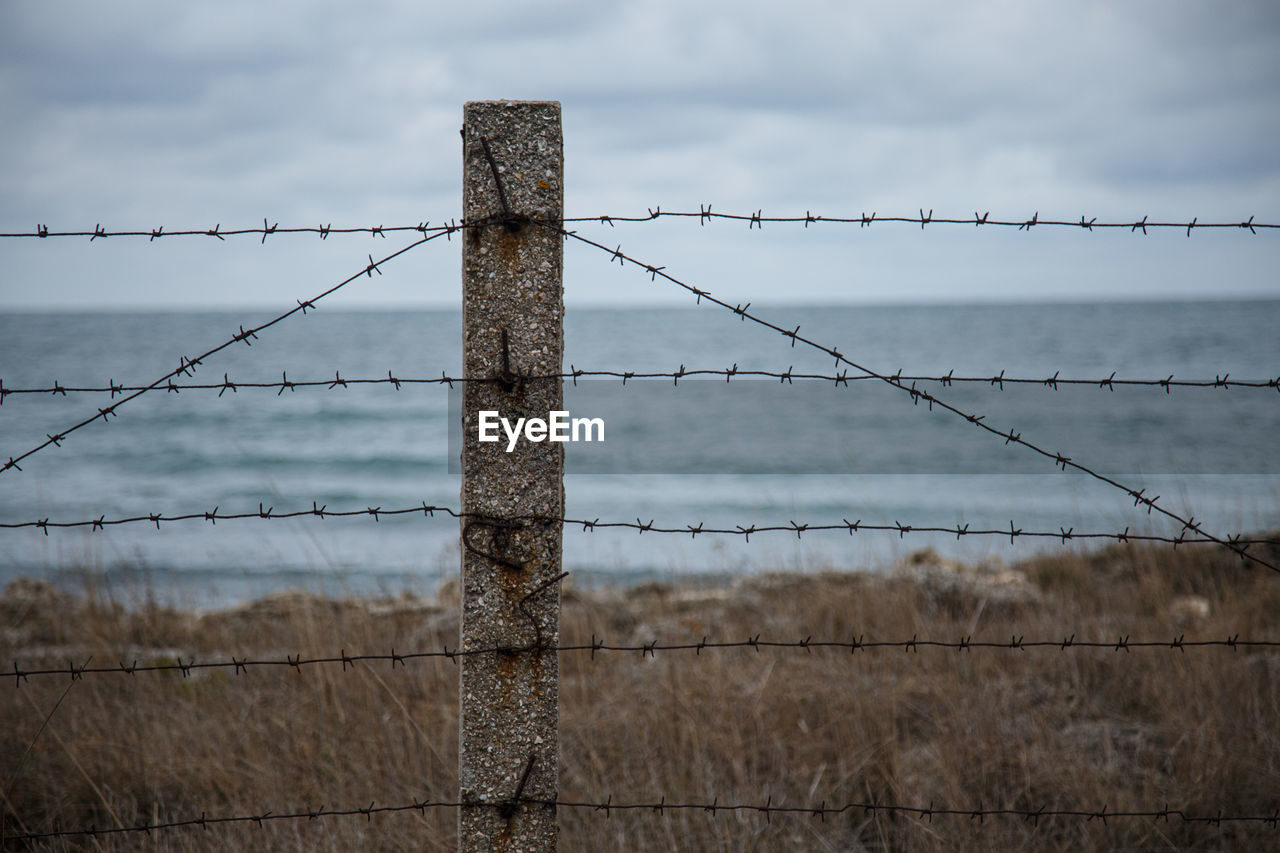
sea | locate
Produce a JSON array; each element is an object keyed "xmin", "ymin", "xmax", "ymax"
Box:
[{"xmin": 1, "ymin": 302, "xmax": 1278, "ymax": 607}]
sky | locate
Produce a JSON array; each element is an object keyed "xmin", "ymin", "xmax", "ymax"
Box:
[{"xmin": 1, "ymin": 0, "xmax": 1278, "ymax": 310}]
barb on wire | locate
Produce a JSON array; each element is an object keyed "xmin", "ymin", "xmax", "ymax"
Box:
[
  {"xmin": 0, "ymin": 232, "xmax": 447, "ymax": 476},
  {"xmin": 3, "ymin": 368, "xmax": 1277, "ymax": 400},
  {"xmin": 3, "ymin": 503, "xmax": 1275, "ymax": 553},
  {"xmin": 555, "ymin": 208, "xmax": 1278, "ymax": 234},
  {"xmin": 7, "ymin": 792, "xmax": 1278, "ymax": 842},
  {"xmin": 545, "ymin": 222, "xmax": 1280, "ymax": 574},
  {"xmin": 10, "ymin": 630, "xmax": 1279, "ymax": 684}
]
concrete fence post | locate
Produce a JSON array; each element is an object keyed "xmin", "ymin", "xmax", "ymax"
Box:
[{"xmin": 459, "ymin": 100, "xmax": 564, "ymax": 852}]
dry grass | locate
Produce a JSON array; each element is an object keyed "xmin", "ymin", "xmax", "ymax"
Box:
[{"xmin": 2, "ymin": 537, "xmax": 1278, "ymax": 851}]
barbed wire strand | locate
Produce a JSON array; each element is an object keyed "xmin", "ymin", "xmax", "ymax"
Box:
[
  {"xmin": 4, "ymin": 210, "xmax": 1277, "ymax": 240},
  {"xmin": 0, "ymin": 221, "xmax": 459, "ymax": 241},
  {"xmin": 3, "ymin": 368, "xmax": 1278, "ymax": 402},
  {"xmin": 2, "ymin": 502, "xmax": 1275, "ymax": 551},
  {"xmin": 0, "ymin": 232, "xmax": 450, "ymax": 477},
  {"xmin": 547, "ymin": 223, "xmax": 1279, "ymax": 573},
  {"xmin": 5, "ymin": 793, "xmax": 1276, "ymax": 843},
  {"xmin": 565, "ymin": 206, "xmax": 1279, "ymax": 234},
  {"xmin": 10, "ymin": 630, "xmax": 1280, "ymax": 686}
]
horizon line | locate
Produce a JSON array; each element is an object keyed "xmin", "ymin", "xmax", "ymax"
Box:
[{"xmin": 3, "ymin": 293, "xmax": 1279, "ymax": 314}]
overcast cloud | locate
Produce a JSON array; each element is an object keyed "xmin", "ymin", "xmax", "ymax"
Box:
[{"xmin": 1, "ymin": 0, "xmax": 1277, "ymax": 309}]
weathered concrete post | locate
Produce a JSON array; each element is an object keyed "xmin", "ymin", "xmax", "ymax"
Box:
[{"xmin": 459, "ymin": 101, "xmax": 564, "ymax": 852}]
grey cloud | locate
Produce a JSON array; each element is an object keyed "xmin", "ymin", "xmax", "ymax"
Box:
[{"xmin": 0, "ymin": 0, "xmax": 1276, "ymax": 308}]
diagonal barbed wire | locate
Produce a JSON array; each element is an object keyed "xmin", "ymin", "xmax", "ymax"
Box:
[
  {"xmin": 5, "ymin": 792, "xmax": 1277, "ymax": 843},
  {"xmin": 0, "ymin": 233, "xmax": 448, "ymax": 477},
  {"xmin": 3, "ymin": 502, "xmax": 1275, "ymax": 554},
  {"xmin": 3, "ymin": 367, "xmax": 1278, "ymax": 401},
  {"xmin": 546, "ymin": 222, "xmax": 1280, "ymax": 573}
]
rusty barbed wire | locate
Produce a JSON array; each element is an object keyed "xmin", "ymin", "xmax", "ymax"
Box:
[
  {"xmin": 6, "ymin": 792, "xmax": 1277, "ymax": 843},
  {"xmin": 0, "ymin": 233, "xmax": 447, "ymax": 477},
  {"xmin": 3, "ymin": 367, "xmax": 1278, "ymax": 401},
  {"xmin": 547, "ymin": 223, "xmax": 1280, "ymax": 573},
  {"xmin": 562, "ymin": 206, "xmax": 1280, "ymax": 235},
  {"xmin": 2, "ymin": 503, "xmax": 1275, "ymax": 553},
  {"xmin": 10, "ymin": 630, "xmax": 1280, "ymax": 686},
  {"xmin": 0, "ymin": 220, "xmax": 462, "ymax": 241}
]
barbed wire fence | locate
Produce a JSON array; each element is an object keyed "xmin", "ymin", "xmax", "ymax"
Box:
[{"xmin": 3, "ymin": 113, "xmax": 1279, "ymax": 847}]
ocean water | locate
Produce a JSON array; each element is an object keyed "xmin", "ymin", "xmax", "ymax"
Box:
[{"xmin": 1, "ymin": 302, "xmax": 1277, "ymax": 605}]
